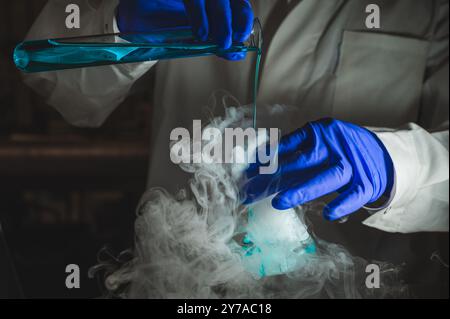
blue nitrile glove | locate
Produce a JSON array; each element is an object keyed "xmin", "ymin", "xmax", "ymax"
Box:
[
  {"xmin": 243, "ymin": 118, "xmax": 395, "ymax": 221},
  {"xmin": 116, "ymin": 0, "xmax": 254, "ymax": 61}
]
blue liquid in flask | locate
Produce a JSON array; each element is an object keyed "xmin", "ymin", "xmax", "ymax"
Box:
[{"xmin": 13, "ymin": 26, "xmax": 261, "ymax": 73}]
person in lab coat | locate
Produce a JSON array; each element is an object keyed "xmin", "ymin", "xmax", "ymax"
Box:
[{"xmin": 23, "ymin": 0, "xmax": 448, "ymax": 234}]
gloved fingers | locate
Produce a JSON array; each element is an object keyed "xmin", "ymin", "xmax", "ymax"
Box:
[
  {"xmin": 243, "ymin": 164, "xmax": 323, "ymax": 205},
  {"xmin": 230, "ymin": 0, "xmax": 254, "ymax": 42},
  {"xmin": 245, "ymin": 161, "xmax": 260, "ymax": 180},
  {"xmin": 215, "ymin": 0, "xmax": 253, "ymax": 60},
  {"xmin": 242, "ymin": 169, "xmax": 304, "ymax": 205},
  {"xmin": 246, "ymin": 127, "xmax": 315, "ymax": 179},
  {"xmin": 245, "ymin": 151, "xmax": 296, "ymax": 184},
  {"xmin": 183, "ymin": 0, "xmax": 209, "ymax": 40},
  {"xmin": 278, "ymin": 147, "xmax": 327, "ymax": 176},
  {"xmin": 185, "ymin": 0, "xmax": 252, "ymax": 59},
  {"xmin": 323, "ymin": 184, "xmax": 370, "ymax": 221},
  {"xmin": 245, "ymin": 149, "xmax": 325, "ymax": 198},
  {"xmin": 272, "ymin": 163, "xmax": 351, "ymax": 210},
  {"xmin": 245, "ymin": 140, "xmax": 281, "ymax": 179},
  {"xmin": 277, "ymin": 124, "xmax": 314, "ymax": 157},
  {"xmin": 207, "ymin": 0, "xmax": 233, "ymax": 49}
]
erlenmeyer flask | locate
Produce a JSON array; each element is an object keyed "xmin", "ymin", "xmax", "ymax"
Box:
[
  {"xmin": 238, "ymin": 195, "xmax": 316, "ymax": 278},
  {"xmin": 14, "ymin": 19, "xmax": 263, "ymax": 73}
]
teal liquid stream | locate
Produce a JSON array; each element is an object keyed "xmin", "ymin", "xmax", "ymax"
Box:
[{"xmin": 252, "ymin": 50, "xmax": 262, "ymax": 129}]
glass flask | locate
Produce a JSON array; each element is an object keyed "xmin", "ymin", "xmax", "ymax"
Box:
[{"xmin": 238, "ymin": 195, "xmax": 316, "ymax": 278}]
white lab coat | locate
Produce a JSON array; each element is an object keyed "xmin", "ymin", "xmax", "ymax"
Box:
[{"xmin": 24, "ymin": 0, "xmax": 449, "ymax": 233}]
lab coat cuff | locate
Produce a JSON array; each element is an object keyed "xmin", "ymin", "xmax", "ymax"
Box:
[
  {"xmin": 363, "ymin": 174, "xmax": 397, "ymax": 213},
  {"xmin": 361, "ymin": 128, "xmax": 421, "ymax": 232},
  {"xmin": 373, "ymin": 129, "xmax": 420, "ymax": 208}
]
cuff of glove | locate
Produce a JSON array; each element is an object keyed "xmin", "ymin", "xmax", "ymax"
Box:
[{"xmin": 363, "ymin": 175, "xmax": 397, "ymax": 212}]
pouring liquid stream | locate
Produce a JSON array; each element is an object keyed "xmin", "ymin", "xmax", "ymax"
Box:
[{"xmin": 252, "ymin": 49, "xmax": 262, "ymax": 129}]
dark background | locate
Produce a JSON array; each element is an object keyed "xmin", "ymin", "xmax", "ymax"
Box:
[
  {"xmin": 0, "ymin": 0, "xmax": 448, "ymax": 299},
  {"xmin": 0, "ymin": 0, "xmax": 154, "ymax": 298}
]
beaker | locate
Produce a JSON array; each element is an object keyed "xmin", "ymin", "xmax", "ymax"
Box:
[{"xmin": 237, "ymin": 195, "xmax": 316, "ymax": 278}]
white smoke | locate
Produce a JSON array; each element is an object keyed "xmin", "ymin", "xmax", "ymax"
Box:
[{"xmin": 90, "ymin": 104, "xmax": 407, "ymax": 299}]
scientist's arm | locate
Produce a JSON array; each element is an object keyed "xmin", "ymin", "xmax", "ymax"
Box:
[
  {"xmin": 24, "ymin": 0, "xmax": 155, "ymax": 127},
  {"xmin": 243, "ymin": 84, "xmax": 449, "ymax": 234},
  {"xmin": 364, "ymin": 122, "xmax": 448, "ymax": 233}
]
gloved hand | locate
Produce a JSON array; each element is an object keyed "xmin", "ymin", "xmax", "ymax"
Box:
[
  {"xmin": 243, "ymin": 118, "xmax": 395, "ymax": 221},
  {"xmin": 116, "ymin": 0, "xmax": 254, "ymax": 61}
]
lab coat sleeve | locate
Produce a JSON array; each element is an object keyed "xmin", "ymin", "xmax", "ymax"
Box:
[
  {"xmin": 364, "ymin": 125, "xmax": 449, "ymax": 233},
  {"xmin": 362, "ymin": 5, "xmax": 449, "ymax": 233},
  {"xmin": 23, "ymin": 0, "xmax": 156, "ymax": 127},
  {"xmin": 362, "ymin": 1, "xmax": 449, "ymax": 234}
]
